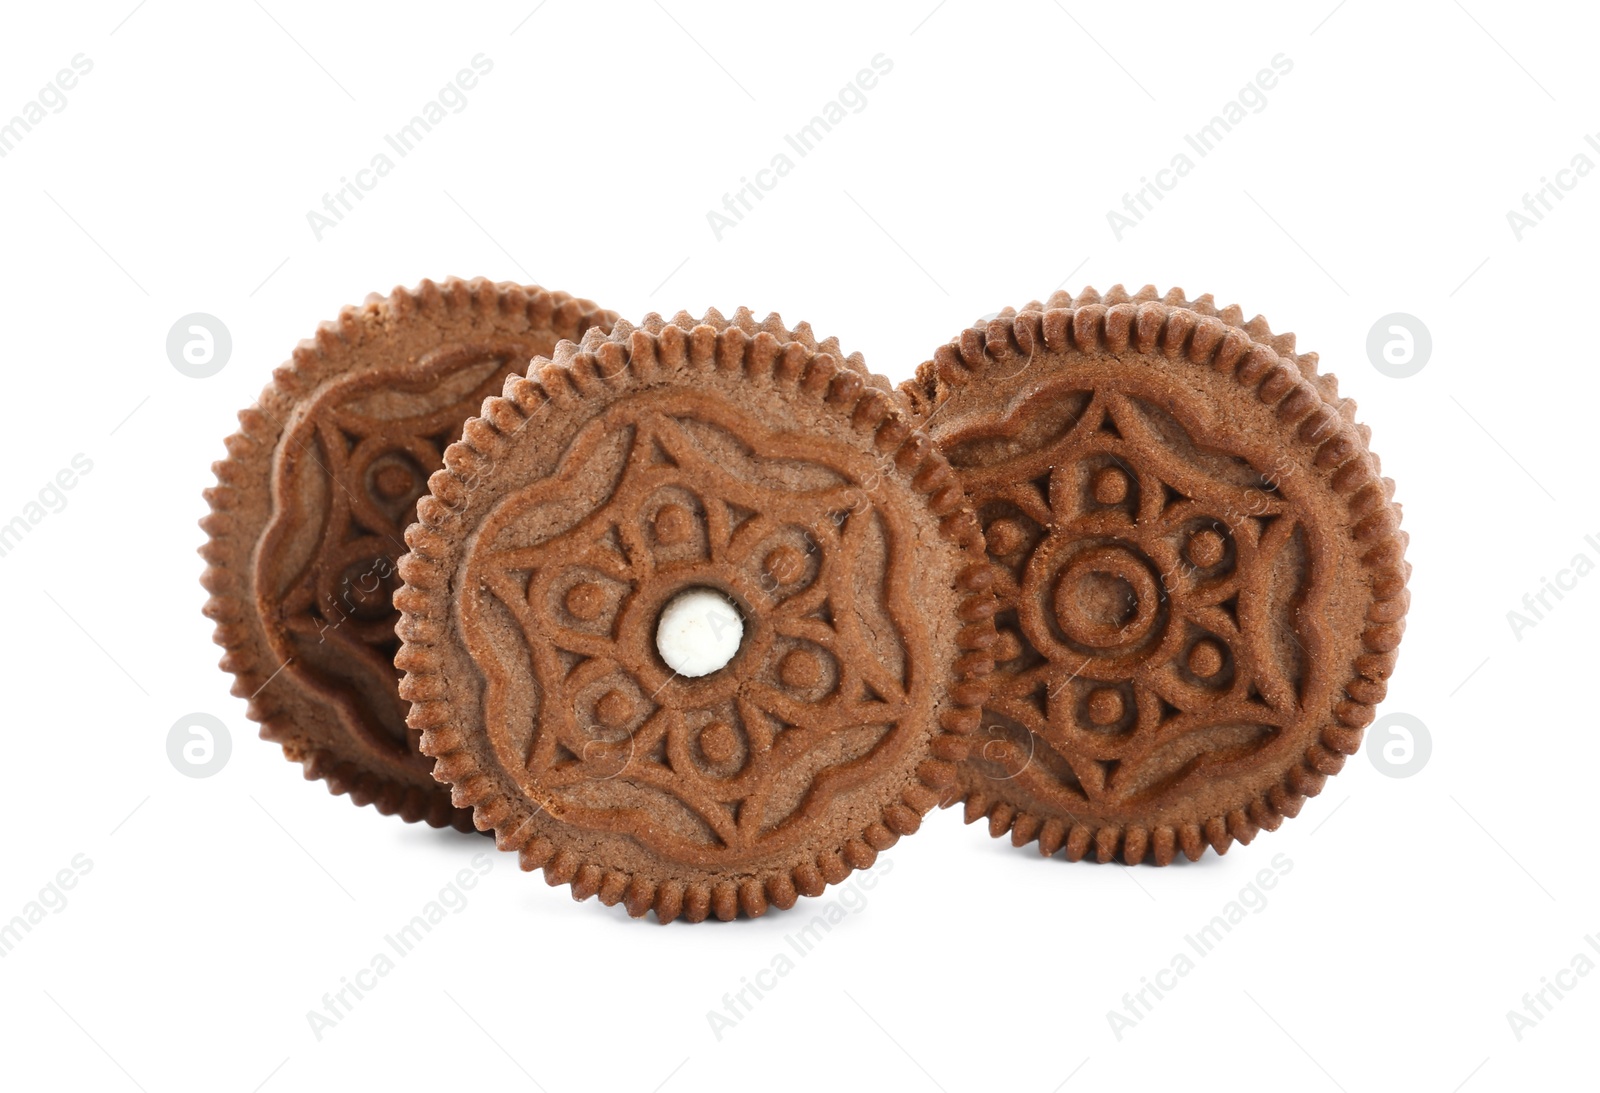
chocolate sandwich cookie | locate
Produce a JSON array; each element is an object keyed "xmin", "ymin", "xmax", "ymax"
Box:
[
  {"xmin": 395, "ymin": 308, "xmax": 994, "ymax": 919},
  {"xmin": 201, "ymin": 278, "xmax": 616, "ymax": 829},
  {"xmin": 902, "ymin": 286, "xmax": 1408, "ymax": 864}
]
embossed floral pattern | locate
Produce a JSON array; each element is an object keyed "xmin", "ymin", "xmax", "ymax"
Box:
[
  {"xmin": 259, "ymin": 349, "xmax": 520, "ymax": 762},
  {"xmin": 958, "ymin": 379, "xmax": 1333, "ymax": 815},
  {"xmin": 461, "ymin": 391, "xmax": 928, "ymax": 865}
]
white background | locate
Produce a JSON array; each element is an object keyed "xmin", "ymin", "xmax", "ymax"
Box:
[{"xmin": 1, "ymin": 1, "xmax": 1594, "ymax": 1090}]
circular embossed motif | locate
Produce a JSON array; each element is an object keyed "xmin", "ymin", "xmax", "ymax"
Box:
[
  {"xmin": 462, "ymin": 391, "xmax": 935, "ymax": 864},
  {"xmin": 907, "ymin": 288, "xmax": 1408, "ymax": 864},
  {"xmin": 963, "ymin": 382, "xmax": 1332, "ymax": 808},
  {"xmin": 398, "ymin": 311, "xmax": 992, "ymax": 920},
  {"xmin": 200, "ymin": 279, "xmax": 616, "ymax": 829},
  {"xmin": 259, "ymin": 345, "xmax": 527, "ymax": 770}
]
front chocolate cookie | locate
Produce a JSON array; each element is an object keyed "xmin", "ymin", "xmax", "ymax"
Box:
[
  {"xmin": 201, "ymin": 278, "xmax": 616, "ymax": 829},
  {"xmin": 396, "ymin": 309, "xmax": 993, "ymax": 920},
  {"xmin": 902, "ymin": 286, "xmax": 1409, "ymax": 864}
]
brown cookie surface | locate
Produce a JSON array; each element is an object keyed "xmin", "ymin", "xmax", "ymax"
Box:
[
  {"xmin": 902, "ymin": 286, "xmax": 1408, "ymax": 864},
  {"xmin": 395, "ymin": 308, "xmax": 994, "ymax": 919},
  {"xmin": 201, "ymin": 278, "xmax": 616, "ymax": 829}
]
